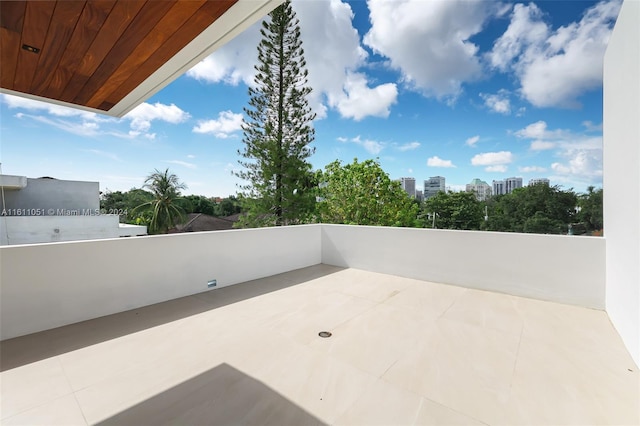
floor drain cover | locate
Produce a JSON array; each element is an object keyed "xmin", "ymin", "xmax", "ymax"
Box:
[{"xmin": 318, "ymin": 331, "xmax": 332, "ymax": 338}]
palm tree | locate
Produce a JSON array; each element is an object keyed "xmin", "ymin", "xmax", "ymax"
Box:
[{"xmin": 134, "ymin": 168, "xmax": 187, "ymax": 234}]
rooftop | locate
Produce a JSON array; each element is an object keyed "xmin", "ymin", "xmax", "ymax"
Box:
[{"xmin": 1, "ymin": 265, "xmax": 637, "ymax": 425}]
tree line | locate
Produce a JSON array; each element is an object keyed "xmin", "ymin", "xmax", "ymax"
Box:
[
  {"xmin": 423, "ymin": 184, "xmax": 602, "ymax": 235},
  {"xmin": 102, "ymin": 162, "xmax": 602, "ymax": 236}
]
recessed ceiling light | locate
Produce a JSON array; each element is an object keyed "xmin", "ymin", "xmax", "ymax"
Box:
[{"xmin": 22, "ymin": 44, "xmax": 40, "ymax": 54}]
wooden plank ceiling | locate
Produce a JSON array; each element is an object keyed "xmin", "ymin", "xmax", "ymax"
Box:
[{"xmin": 0, "ymin": 0, "xmax": 237, "ymax": 113}]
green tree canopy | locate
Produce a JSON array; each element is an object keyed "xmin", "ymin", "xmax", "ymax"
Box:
[
  {"xmin": 236, "ymin": 0, "xmax": 316, "ymax": 227},
  {"xmin": 484, "ymin": 184, "xmax": 578, "ymax": 234},
  {"xmin": 133, "ymin": 168, "xmax": 188, "ymax": 234},
  {"xmin": 577, "ymin": 186, "xmax": 603, "ymax": 232},
  {"xmin": 217, "ymin": 196, "xmax": 242, "ymax": 217},
  {"xmin": 421, "ymin": 191, "xmax": 483, "ymax": 230},
  {"xmin": 100, "ymin": 188, "xmax": 153, "ymax": 224},
  {"xmin": 183, "ymin": 195, "xmax": 216, "ymax": 216},
  {"xmin": 316, "ymin": 159, "xmax": 419, "ymax": 227}
]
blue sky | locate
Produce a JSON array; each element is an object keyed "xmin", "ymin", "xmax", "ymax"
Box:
[{"xmin": 0, "ymin": 0, "xmax": 621, "ymax": 197}]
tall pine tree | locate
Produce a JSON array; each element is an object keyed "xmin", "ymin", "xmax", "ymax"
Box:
[{"xmin": 236, "ymin": 0, "xmax": 316, "ymax": 227}]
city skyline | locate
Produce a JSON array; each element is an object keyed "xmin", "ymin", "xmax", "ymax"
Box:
[{"xmin": 0, "ymin": 0, "xmax": 618, "ymax": 197}]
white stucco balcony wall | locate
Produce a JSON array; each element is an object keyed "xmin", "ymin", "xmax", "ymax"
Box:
[{"xmin": 603, "ymin": 0, "xmax": 640, "ymax": 367}]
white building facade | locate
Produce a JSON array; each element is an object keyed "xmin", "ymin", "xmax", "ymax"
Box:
[{"xmin": 0, "ymin": 175, "xmax": 146, "ymax": 245}]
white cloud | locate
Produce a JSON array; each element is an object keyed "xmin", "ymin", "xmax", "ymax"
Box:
[
  {"xmin": 1, "ymin": 94, "xmax": 103, "ymax": 121},
  {"xmin": 193, "ymin": 110, "xmax": 243, "ymax": 138},
  {"xmin": 480, "ymin": 90, "xmax": 511, "ymax": 114},
  {"xmin": 165, "ymin": 160, "xmax": 197, "ymax": 170},
  {"xmin": 551, "ymin": 148, "xmax": 603, "ymax": 179},
  {"xmin": 186, "ymin": 21, "xmax": 260, "ymax": 86},
  {"xmin": 471, "ymin": 151, "xmax": 513, "ymax": 166},
  {"xmin": 530, "ymin": 140, "xmax": 556, "ymax": 151},
  {"xmin": 427, "ymin": 156, "xmax": 456, "ymax": 168},
  {"xmin": 187, "ymin": 154, "xmax": 196, "ymax": 159},
  {"xmin": 364, "ymin": 0, "xmax": 503, "ymax": 101},
  {"xmin": 125, "ymin": 102, "xmax": 190, "ymax": 133},
  {"xmin": 485, "ymin": 165, "xmax": 508, "ymax": 173},
  {"xmin": 2, "ymin": 93, "xmax": 112, "ymax": 137},
  {"xmin": 15, "ymin": 113, "xmax": 102, "ymax": 137},
  {"xmin": 519, "ymin": 166, "xmax": 547, "ymax": 173},
  {"xmin": 350, "ymin": 135, "xmax": 384, "ymax": 155},
  {"xmin": 333, "ymin": 72, "xmax": 397, "ymax": 120},
  {"xmin": 515, "ymin": 121, "xmax": 603, "ymax": 183},
  {"xmin": 465, "ymin": 135, "xmax": 480, "ymax": 147},
  {"xmin": 297, "ymin": 0, "xmax": 397, "ymax": 120},
  {"xmin": 186, "ymin": 0, "xmax": 397, "ymax": 121},
  {"xmin": 489, "ymin": 1, "xmax": 621, "ymax": 108},
  {"xmin": 336, "ymin": 136, "xmax": 348, "ymax": 142},
  {"xmin": 396, "ymin": 141, "xmax": 420, "ymax": 152},
  {"xmin": 487, "ymin": 3, "xmax": 548, "ymax": 72},
  {"xmin": 515, "ymin": 120, "xmax": 566, "ymax": 139},
  {"xmin": 582, "ymin": 120, "xmax": 603, "ymax": 132}
]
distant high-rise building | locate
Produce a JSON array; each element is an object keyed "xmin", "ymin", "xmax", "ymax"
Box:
[
  {"xmin": 529, "ymin": 178, "xmax": 550, "ymax": 186},
  {"xmin": 415, "ymin": 190, "xmax": 423, "ymax": 202},
  {"xmin": 506, "ymin": 177, "xmax": 523, "ymax": 193},
  {"xmin": 466, "ymin": 178, "xmax": 492, "ymax": 201},
  {"xmin": 424, "ymin": 176, "xmax": 445, "ymax": 199},
  {"xmin": 493, "ymin": 177, "xmax": 523, "ymax": 195},
  {"xmin": 400, "ymin": 177, "xmax": 416, "ymax": 198}
]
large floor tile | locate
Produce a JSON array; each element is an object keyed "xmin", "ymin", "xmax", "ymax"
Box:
[
  {"xmin": 1, "ymin": 394, "xmax": 87, "ymax": 426},
  {"xmin": 0, "ymin": 358, "xmax": 73, "ymax": 420},
  {"xmin": 334, "ymin": 378, "xmax": 424, "ymax": 425},
  {"xmin": 414, "ymin": 398, "xmax": 487, "ymax": 425},
  {"xmin": 382, "ymin": 318, "xmax": 520, "ymax": 425},
  {"xmin": 260, "ymin": 290, "xmax": 376, "ymax": 345},
  {"xmin": 515, "ymin": 297, "xmax": 624, "ymax": 353},
  {"xmin": 308, "ymin": 303, "xmax": 432, "ymax": 377},
  {"xmin": 383, "ymin": 279, "xmax": 465, "ymax": 319},
  {"xmin": 242, "ymin": 343, "xmax": 379, "ymax": 423},
  {"xmin": 440, "ymin": 288, "xmax": 524, "ymax": 337},
  {"xmin": 319, "ymin": 269, "xmax": 416, "ymax": 303},
  {"xmin": 500, "ymin": 335, "xmax": 640, "ymax": 425}
]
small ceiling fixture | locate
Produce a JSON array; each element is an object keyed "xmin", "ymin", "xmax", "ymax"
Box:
[{"xmin": 22, "ymin": 44, "xmax": 40, "ymax": 54}]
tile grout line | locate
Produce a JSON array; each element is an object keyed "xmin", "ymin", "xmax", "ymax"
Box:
[
  {"xmin": 508, "ymin": 322, "xmax": 526, "ymax": 394},
  {"xmin": 56, "ymin": 356, "xmax": 90, "ymax": 425},
  {"xmin": 419, "ymin": 395, "xmax": 492, "ymax": 426}
]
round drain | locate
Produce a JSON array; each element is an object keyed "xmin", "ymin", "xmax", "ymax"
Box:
[{"xmin": 318, "ymin": 331, "xmax": 332, "ymax": 338}]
